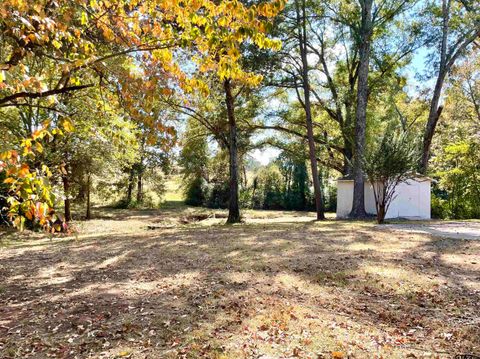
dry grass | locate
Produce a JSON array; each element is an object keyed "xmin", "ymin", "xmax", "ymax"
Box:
[{"xmin": 0, "ymin": 206, "xmax": 479, "ymax": 358}]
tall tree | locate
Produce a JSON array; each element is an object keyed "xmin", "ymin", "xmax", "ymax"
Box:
[
  {"xmin": 294, "ymin": 0, "xmax": 325, "ymax": 220},
  {"xmin": 350, "ymin": 0, "xmax": 374, "ymax": 218},
  {"xmin": 255, "ymin": 0, "xmax": 419, "ymax": 192},
  {"xmin": 223, "ymin": 79, "xmax": 242, "ymax": 222},
  {"xmin": 175, "ymin": 1, "xmax": 284, "ymax": 223},
  {"xmin": 419, "ymin": 0, "xmax": 480, "ymax": 173}
]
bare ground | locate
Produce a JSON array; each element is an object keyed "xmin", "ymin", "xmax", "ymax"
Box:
[
  {"xmin": 383, "ymin": 222, "xmax": 480, "ymax": 241},
  {"xmin": 0, "ymin": 206, "xmax": 479, "ymax": 359}
]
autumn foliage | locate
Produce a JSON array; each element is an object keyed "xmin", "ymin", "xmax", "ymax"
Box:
[{"xmin": 0, "ymin": 0, "xmax": 285, "ymax": 230}]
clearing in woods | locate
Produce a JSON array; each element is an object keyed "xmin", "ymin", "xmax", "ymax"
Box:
[{"xmin": 0, "ymin": 205, "xmax": 479, "ymax": 358}]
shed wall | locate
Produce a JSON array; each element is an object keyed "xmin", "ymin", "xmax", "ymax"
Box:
[{"xmin": 336, "ymin": 178, "xmax": 431, "ymax": 220}]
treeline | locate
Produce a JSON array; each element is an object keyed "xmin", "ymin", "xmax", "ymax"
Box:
[
  {"xmin": 183, "ymin": 151, "xmax": 337, "ymax": 212},
  {"xmin": 179, "ymin": 119, "xmax": 336, "ymax": 211}
]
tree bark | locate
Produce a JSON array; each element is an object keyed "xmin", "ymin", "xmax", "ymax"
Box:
[
  {"xmin": 224, "ymin": 79, "xmax": 241, "ymax": 224},
  {"xmin": 62, "ymin": 175, "xmax": 72, "ymax": 222},
  {"xmin": 420, "ymin": 100, "xmax": 444, "ymax": 174},
  {"xmin": 126, "ymin": 168, "xmax": 134, "ymax": 205},
  {"xmin": 343, "ymin": 145, "xmax": 353, "ymax": 176},
  {"xmin": 136, "ymin": 173, "xmax": 143, "ymax": 204},
  {"xmin": 86, "ymin": 173, "xmax": 91, "ymax": 220},
  {"xmin": 295, "ymin": 0, "xmax": 325, "ymax": 220},
  {"xmin": 349, "ymin": 0, "xmax": 373, "ymax": 219},
  {"xmin": 77, "ymin": 180, "xmax": 87, "ymax": 202},
  {"xmin": 420, "ymin": 0, "xmax": 450, "ymax": 174},
  {"xmin": 377, "ymin": 204, "xmax": 386, "ymax": 224}
]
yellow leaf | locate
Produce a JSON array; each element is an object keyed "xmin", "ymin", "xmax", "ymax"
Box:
[
  {"xmin": 52, "ymin": 39, "xmax": 62, "ymax": 49},
  {"xmin": 35, "ymin": 142, "xmax": 44, "ymax": 153},
  {"xmin": 62, "ymin": 119, "xmax": 75, "ymax": 132},
  {"xmin": 81, "ymin": 12, "xmax": 88, "ymax": 25}
]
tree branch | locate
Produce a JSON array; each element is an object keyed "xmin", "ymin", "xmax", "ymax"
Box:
[{"xmin": 0, "ymin": 84, "xmax": 93, "ymax": 106}]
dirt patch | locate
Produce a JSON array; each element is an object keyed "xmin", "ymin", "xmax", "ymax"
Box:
[{"xmin": 384, "ymin": 221, "xmax": 480, "ymax": 240}]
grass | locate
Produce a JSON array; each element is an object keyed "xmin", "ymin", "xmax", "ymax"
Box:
[
  {"xmin": 162, "ymin": 174, "xmax": 185, "ymax": 203},
  {"xmin": 0, "ymin": 206, "xmax": 479, "ymax": 358}
]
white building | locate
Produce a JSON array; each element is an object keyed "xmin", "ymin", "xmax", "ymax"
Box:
[{"xmin": 336, "ymin": 177, "xmax": 431, "ymax": 220}]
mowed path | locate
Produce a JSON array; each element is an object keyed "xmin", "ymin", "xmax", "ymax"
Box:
[{"xmin": 0, "ymin": 208, "xmax": 479, "ymax": 358}]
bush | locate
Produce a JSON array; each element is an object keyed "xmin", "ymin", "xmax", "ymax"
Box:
[
  {"xmin": 205, "ymin": 182, "xmax": 230, "ymax": 209},
  {"xmin": 184, "ymin": 177, "xmax": 207, "ymax": 206},
  {"xmin": 363, "ymin": 129, "xmax": 418, "ymax": 224},
  {"xmin": 431, "ymin": 194, "xmax": 448, "ymax": 219}
]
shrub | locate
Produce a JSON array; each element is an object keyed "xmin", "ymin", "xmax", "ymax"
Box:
[
  {"xmin": 431, "ymin": 194, "xmax": 448, "ymax": 219},
  {"xmin": 184, "ymin": 177, "xmax": 207, "ymax": 206},
  {"xmin": 205, "ymin": 182, "xmax": 230, "ymax": 209},
  {"xmin": 363, "ymin": 129, "xmax": 418, "ymax": 224}
]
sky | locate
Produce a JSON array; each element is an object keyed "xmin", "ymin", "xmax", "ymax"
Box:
[{"xmin": 250, "ymin": 147, "xmax": 281, "ymax": 165}]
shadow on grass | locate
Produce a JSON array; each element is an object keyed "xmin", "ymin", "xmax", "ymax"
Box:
[{"xmin": 0, "ymin": 214, "xmax": 478, "ymax": 358}]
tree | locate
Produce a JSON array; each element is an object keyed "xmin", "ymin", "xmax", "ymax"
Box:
[
  {"xmin": 180, "ymin": 118, "xmax": 209, "ymax": 206},
  {"xmin": 419, "ymin": 0, "xmax": 480, "ymax": 173},
  {"xmin": 1, "ymin": 0, "xmax": 285, "ymax": 229},
  {"xmin": 168, "ymin": 0, "xmax": 284, "ymax": 223},
  {"xmin": 223, "ymin": 79, "xmax": 242, "ymax": 222},
  {"xmin": 256, "ymin": 0, "xmax": 420, "ymax": 219},
  {"xmin": 293, "ymin": 0, "xmax": 325, "ymax": 220},
  {"xmin": 363, "ymin": 130, "xmax": 418, "ymax": 224},
  {"xmin": 208, "ymin": 4, "xmax": 283, "ymax": 223},
  {"xmin": 0, "ymin": 121, "xmax": 69, "ymax": 231},
  {"xmin": 349, "ymin": 0, "xmax": 374, "ymax": 218},
  {"xmin": 430, "ymin": 52, "xmax": 480, "ymax": 218},
  {"xmin": 277, "ymin": 150, "xmax": 310, "ymax": 211},
  {"xmin": 433, "ymin": 142, "xmax": 480, "ymax": 218}
]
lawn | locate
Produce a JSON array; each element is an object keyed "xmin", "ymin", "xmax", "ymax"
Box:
[{"xmin": 0, "ymin": 206, "xmax": 479, "ymax": 358}]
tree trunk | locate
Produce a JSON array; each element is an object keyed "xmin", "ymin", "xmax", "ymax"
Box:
[
  {"xmin": 420, "ymin": 101, "xmax": 444, "ymax": 174},
  {"xmin": 343, "ymin": 144, "xmax": 353, "ymax": 176},
  {"xmin": 295, "ymin": 0, "xmax": 325, "ymax": 220},
  {"xmin": 350, "ymin": 0, "xmax": 373, "ymax": 219},
  {"xmin": 343, "ymin": 96, "xmax": 355, "ymax": 176},
  {"xmin": 377, "ymin": 204, "xmax": 386, "ymax": 224},
  {"xmin": 224, "ymin": 79, "xmax": 241, "ymax": 224},
  {"xmin": 136, "ymin": 173, "xmax": 143, "ymax": 204},
  {"xmin": 126, "ymin": 168, "xmax": 134, "ymax": 205},
  {"xmin": 420, "ymin": 0, "xmax": 450, "ymax": 174},
  {"xmin": 86, "ymin": 173, "xmax": 91, "ymax": 220},
  {"xmin": 77, "ymin": 180, "xmax": 87, "ymax": 202},
  {"xmin": 242, "ymin": 164, "xmax": 247, "ymax": 188},
  {"xmin": 62, "ymin": 174, "xmax": 72, "ymax": 222},
  {"xmin": 419, "ymin": 0, "xmax": 480, "ymax": 173}
]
